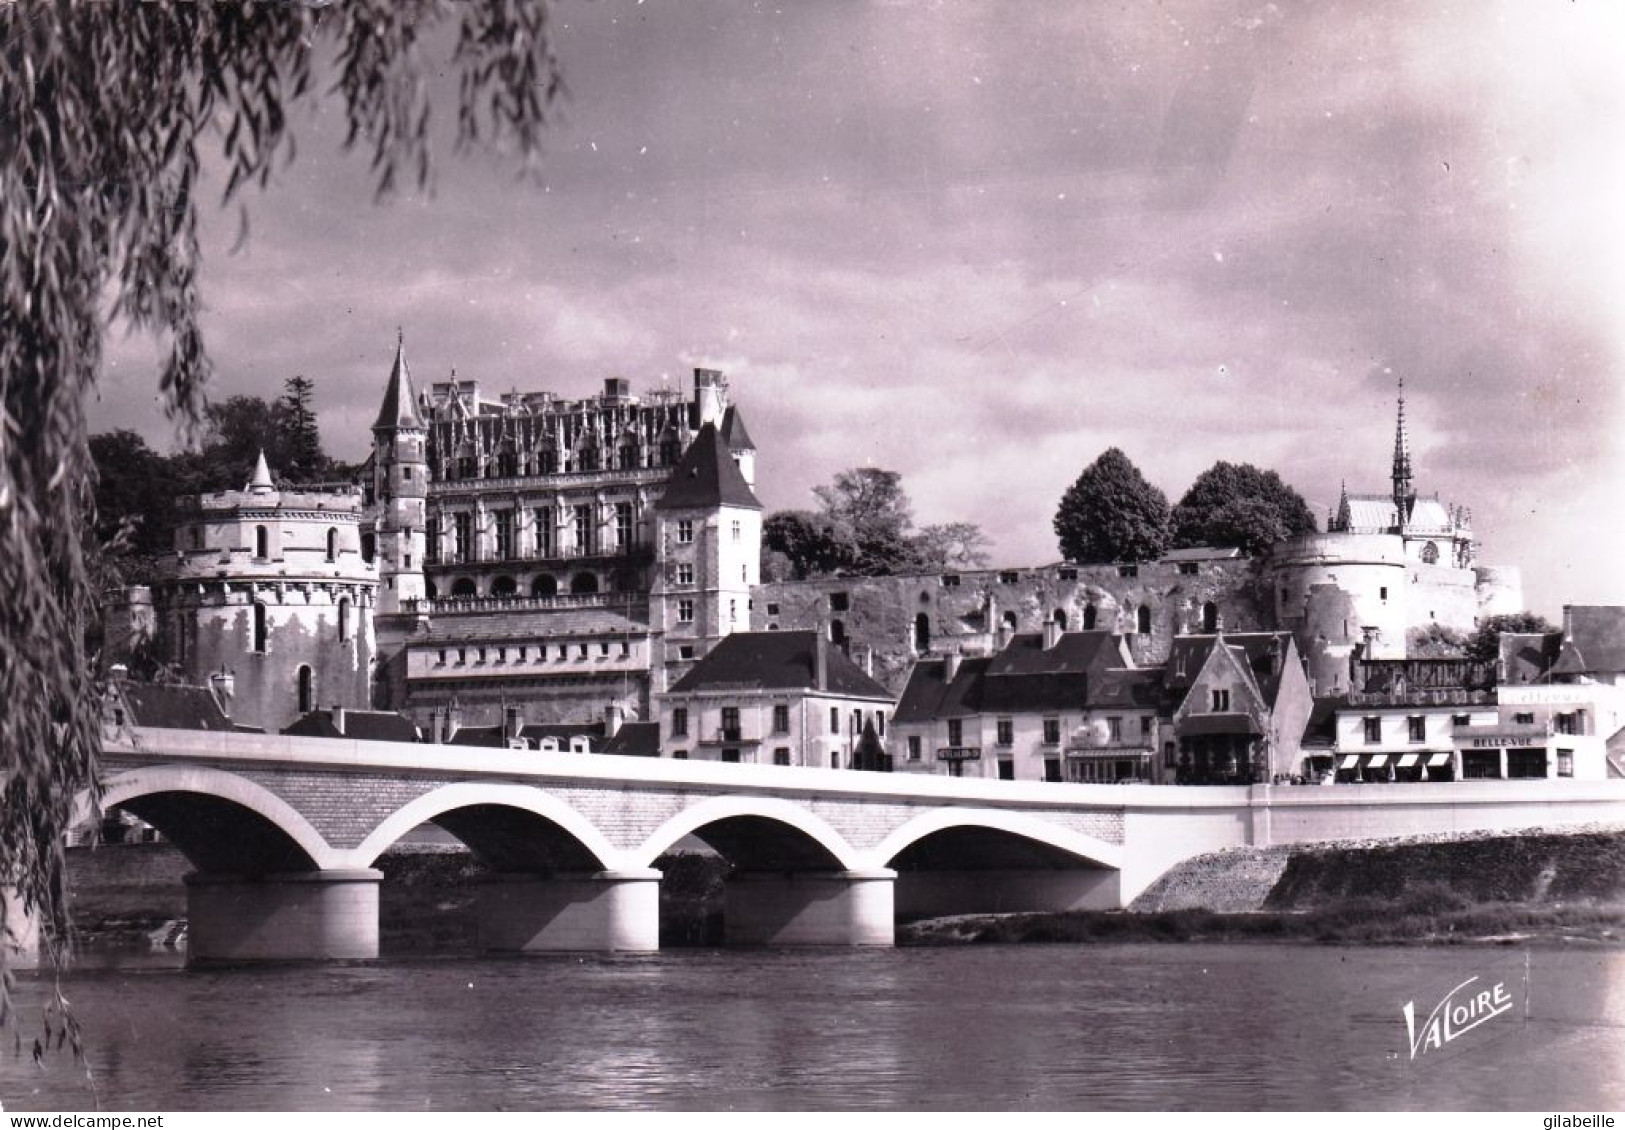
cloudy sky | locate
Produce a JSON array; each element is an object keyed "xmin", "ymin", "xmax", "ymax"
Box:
[{"xmin": 95, "ymin": 0, "xmax": 1625, "ymax": 617}]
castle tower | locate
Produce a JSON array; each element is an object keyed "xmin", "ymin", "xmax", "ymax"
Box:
[
  {"xmin": 372, "ymin": 332, "xmax": 428, "ymax": 616},
  {"xmin": 151, "ymin": 454, "xmax": 378, "ymax": 732},
  {"xmin": 1391, "ymin": 377, "xmax": 1415, "ymax": 527},
  {"xmin": 651, "ymin": 422, "xmax": 763, "ymax": 691}
]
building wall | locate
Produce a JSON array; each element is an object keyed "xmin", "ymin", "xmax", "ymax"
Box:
[
  {"xmin": 657, "ymin": 691, "xmax": 890, "ymax": 768},
  {"xmin": 893, "ymin": 708, "xmax": 1161, "ymax": 783},
  {"xmin": 652, "ymin": 504, "xmax": 761, "ymax": 691}
]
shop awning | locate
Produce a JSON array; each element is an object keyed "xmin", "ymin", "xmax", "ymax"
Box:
[
  {"xmin": 1427, "ymin": 752, "xmax": 1453, "ymax": 767},
  {"xmin": 1179, "ymin": 712, "xmax": 1262, "ymax": 737},
  {"xmin": 1397, "ymin": 753, "xmax": 1420, "ymax": 768},
  {"xmin": 1066, "ymin": 748, "xmax": 1152, "ymax": 760},
  {"xmin": 1365, "ymin": 754, "xmax": 1390, "ymax": 768},
  {"xmin": 1338, "ymin": 754, "xmax": 1361, "ymax": 769}
]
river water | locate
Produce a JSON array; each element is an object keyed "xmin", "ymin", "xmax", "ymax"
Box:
[{"xmin": 2, "ymin": 944, "xmax": 1621, "ymax": 1111}]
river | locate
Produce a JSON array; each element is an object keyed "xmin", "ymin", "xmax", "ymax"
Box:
[{"xmin": 2, "ymin": 944, "xmax": 1621, "ymax": 1111}]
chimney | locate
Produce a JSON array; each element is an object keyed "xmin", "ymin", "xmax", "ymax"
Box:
[
  {"xmin": 943, "ymin": 648, "xmax": 961, "ymax": 684},
  {"xmin": 331, "ymin": 704, "xmax": 346, "ymax": 735},
  {"xmin": 1043, "ymin": 618, "xmax": 1062, "ymax": 650},
  {"xmin": 429, "ymin": 708, "xmax": 443, "ymax": 744},
  {"xmin": 605, "ymin": 702, "xmax": 625, "ymax": 739},
  {"xmin": 814, "ymin": 632, "xmax": 830, "ymax": 690}
]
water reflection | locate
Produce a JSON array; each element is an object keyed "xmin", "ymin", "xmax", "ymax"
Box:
[{"xmin": 1, "ymin": 945, "xmax": 1620, "ymax": 1111}]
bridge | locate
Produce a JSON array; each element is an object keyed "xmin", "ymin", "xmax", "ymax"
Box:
[{"xmin": 9, "ymin": 726, "xmax": 1624, "ymax": 965}]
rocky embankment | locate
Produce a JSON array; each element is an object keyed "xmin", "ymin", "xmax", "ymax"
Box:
[{"xmin": 901, "ymin": 824, "xmax": 1625, "ymax": 946}]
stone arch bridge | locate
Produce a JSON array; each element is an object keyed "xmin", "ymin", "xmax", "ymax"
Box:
[{"xmin": 44, "ymin": 727, "xmax": 1625, "ymax": 964}]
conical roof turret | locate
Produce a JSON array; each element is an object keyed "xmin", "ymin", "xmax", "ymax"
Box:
[
  {"xmin": 247, "ymin": 449, "xmax": 274, "ymax": 494},
  {"xmin": 373, "ymin": 329, "xmax": 425, "ymax": 431}
]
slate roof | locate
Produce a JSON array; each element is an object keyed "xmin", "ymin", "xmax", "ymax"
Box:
[
  {"xmin": 520, "ymin": 721, "xmax": 606, "ymax": 745},
  {"xmin": 1553, "ymin": 606, "xmax": 1625, "ymax": 677},
  {"xmin": 895, "ymin": 633, "xmax": 1147, "ymax": 721},
  {"xmin": 893, "ymin": 656, "xmax": 993, "ymax": 724},
  {"xmin": 1158, "ymin": 546, "xmax": 1244, "ymax": 562},
  {"xmin": 282, "ymin": 709, "xmax": 421, "ymax": 742},
  {"xmin": 114, "ymin": 683, "xmax": 238, "ymax": 732},
  {"xmin": 668, "ymin": 631, "xmax": 892, "ymax": 700},
  {"xmin": 1164, "ymin": 633, "xmax": 1295, "ymax": 707},
  {"xmin": 373, "ymin": 336, "xmax": 425, "ymax": 430},
  {"xmin": 653, "ymin": 423, "xmax": 762, "ymax": 511},
  {"xmin": 1499, "ymin": 632, "xmax": 1563, "ymax": 684},
  {"xmin": 720, "ymin": 405, "xmax": 756, "ymax": 452},
  {"xmin": 1342, "ymin": 493, "xmax": 1400, "ymax": 531},
  {"xmin": 600, "ymin": 721, "xmax": 661, "ymax": 758},
  {"xmin": 419, "ymin": 605, "xmax": 649, "ymax": 643},
  {"xmin": 1406, "ymin": 498, "xmax": 1455, "ymax": 535}
]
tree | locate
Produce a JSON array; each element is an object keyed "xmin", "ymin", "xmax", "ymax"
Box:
[
  {"xmin": 1465, "ymin": 612, "xmax": 1557, "ymax": 666},
  {"xmin": 813, "ymin": 468, "xmax": 917, "ymax": 575},
  {"xmin": 1170, "ymin": 461, "xmax": 1318, "ymax": 554},
  {"xmin": 278, "ymin": 376, "xmax": 327, "ymax": 483},
  {"xmin": 911, "ymin": 522, "xmax": 992, "ymax": 571},
  {"xmin": 1, "ymin": 0, "xmax": 561, "ymax": 1005},
  {"xmin": 763, "ymin": 510, "xmax": 853, "ymax": 580},
  {"xmin": 1053, "ymin": 448, "xmax": 1172, "ymax": 564},
  {"xmin": 89, "ymin": 431, "xmax": 183, "ymax": 559}
]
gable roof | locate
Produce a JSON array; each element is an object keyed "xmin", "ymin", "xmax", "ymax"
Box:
[
  {"xmin": 976, "ymin": 631, "xmax": 1128, "ymax": 713},
  {"xmin": 720, "ymin": 405, "xmax": 756, "ymax": 452},
  {"xmin": 113, "ymin": 682, "xmax": 238, "ymax": 732},
  {"xmin": 653, "ymin": 423, "xmax": 762, "ymax": 511},
  {"xmin": 1500, "ymin": 632, "xmax": 1562, "ymax": 684},
  {"xmin": 373, "ymin": 335, "xmax": 425, "ymax": 431},
  {"xmin": 282, "ymin": 709, "xmax": 421, "ymax": 742},
  {"xmin": 1553, "ymin": 606, "xmax": 1625, "ymax": 677},
  {"xmin": 667, "ymin": 631, "xmax": 892, "ymax": 700},
  {"xmin": 893, "ymin": 656, "xmax": 993, "ymax": 723},
  {"xmin": 600, "ymin": 721, "xmax": 661, "ymax": 758}
]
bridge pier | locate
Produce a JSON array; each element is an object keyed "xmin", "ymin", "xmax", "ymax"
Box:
[
  {"xmin": 894, "ymin": 868, "xmax": 1122, "ymax": 917},
  {"xmin": 185, "ymin": 869, "xmax": 382, "ymax": 965},
  {"xmin": 2, "ymin": 888, "xmax": 41, "ymax": 970},
  {"xmin": 724, "ymin": 868, "xmax": 896, "ymax": 947},
  {"xmin": 476, "ymin": 869, "xmax": 661, "ymax": 953}
]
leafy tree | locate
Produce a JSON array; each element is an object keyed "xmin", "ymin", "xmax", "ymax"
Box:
[
  {"xmin": 813, "ymin": 468, "xmax": 916, "ymax": 575},
  {"xmin": 769, "ymin": 469, "xmax": 991, "ymax": 578},
  {"xmin": 1, "ymin": 0, "xmax": 561, "ymax": 1004},
  {"xmin": 89, "ymin": 431, "xmax": 183, "ymax": 558},
  {"xmin": 1407, "ymin": 623, "xmax": 1468, "ymax": 659},
  {"xmin": 763, "ymin": 510, "xmax": 853, "ymax": 580},
  {"xmin": 278, "ymin": 375, "xmax": 327, "ymax": 483},
  {"xmin": 1466, "ymin": 612, "xmax": 1557, "ymax": 666},
  {"xmin": 1053, "ymin": 448, "xmax": 1171, "ymax": 564},
  {"xmin": 1170, "ymin": 461, "xmax": 1318, "ymax": 554},
  {"xmin": 911, "ymin": 522, "xmax": 992, "ymax": 571}
]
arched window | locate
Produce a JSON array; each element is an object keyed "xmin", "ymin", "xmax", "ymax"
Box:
[
  {"xmin": 1053, "ymin": 609, "xmax": 1068, "ymax": 630},
  {"xmin": 570, "ymin": 571, "xmax": 599, "ymax": 595},
  {"xmin": 491, "ymin": 575, "xmax": 517, "ymax": 597},
  {"xmin": 1202, "ymin": 601, "xmax": 1219, "ymax": 633},
  {"xmin": 255, "ymin": 525, "xmax": 269, "ymax": 559},
  {"xmin": 1421, "ymin": 541, "xmax": 1440, "ymax": 564},
  {"xmin": 425, "ymin": 580, "xmax": 438, "ymax": 600},
  {"xmin": 451, "ymin": 577, "xmax": 477, "ymax": 598},
  {"xmin": 338, "ymin": 597, "xmax": 351, "ymax": 641},
  {"xmin": 296, "ymin": 665, "xmax": 313, "ymax": 714},
  {"xmin": 532, "ymin": 574, "xmax": 559, "ymax": 598},
  {"xmin": 360, "ymin": 533, "xmax": 375, "ymax": 564},
  {"xmin": 914, "ymin": 612, "xmax": 931, "ymax": 653},
  {"xmin": 1137, "ymin": 605, "xmax": 1152, "ymax": 635},
  {"xmin": 1003, "ymin": 610, "xmax": 1017, "ymax": 632},
  {"xmin": 252, "ymin": 602, "xmax": 268, "ymax": 653},
  {"xmin": 1084, "ymin": 604, "xmax": 1098, "ymax": 630},
  {"xmin": 326, "ymin": 527, "xmax": 338, "ymax": 562}
]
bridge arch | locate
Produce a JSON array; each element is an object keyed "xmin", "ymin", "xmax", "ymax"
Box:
[
  {"xmin": 82, "ymin": 765, "xmax": 340, "ymax": 873},
  {"xmin": 631, "ymin": 795, "xmax": 865, "ymax": 872},
  {"xmin": 349, "ymin": 783, "xmax": 622, "ymax": 873},
  {"xmin": 866, "ymin": 807, "xmax": 1124, "ymax": 873}
]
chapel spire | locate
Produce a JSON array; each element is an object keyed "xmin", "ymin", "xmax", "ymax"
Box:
[{"xmin": 1391, "ymin": 376, "xmax": 1414, "ymax": 525}]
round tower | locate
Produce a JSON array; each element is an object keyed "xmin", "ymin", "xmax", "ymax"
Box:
[{"xmin": 372, "ymin": 331, "xmax": 429, "ymax": 615}]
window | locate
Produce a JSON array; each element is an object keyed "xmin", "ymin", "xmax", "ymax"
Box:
[
  {"xmin": 1379, "ymin": 586, "xmax": 1389, "ymax": 602},
  {"xmin": 1044, "ymin": 758, "xmax": 1062, "ymax": 783},
  {"xmin": 672, "ymin": 750, "xmax": 688, "ymax": 760},
  {"xmin": 676, "ymin": 563, "xmax": 694, "ymax": 585},
  {"xmin": 1513, "ymin": 712, "xmax": 1536, "ymax": 725},
  {"xmin": 533, "ymin": 574, "xmax": 558, "ymax": 598},
  {"xmin": 996, "ymin": 718, "xmax": 1014, "ymax": 747},
  {"xmin": 877, "ymin": 711, "xmax": 885, "ymax": 737},
  {"xmin": 679, "ymin": 645, "xmax": 695, "ymax": 660},
  {"xmin": 437, "ymin": 648, "xmax": 446, "ymax": 665},
  {"xmin": 325, "ymin": 528, "xmax": 338, "ymax": 562},
  {"xmin": 1178, "ymin": 562, "xmax": 1199, "ymax": 576},
  {"xmin": 1407, "ymin": 716, "xmax": 1426, "ymax": 743},
  {"xmin": 494, "ymin": 510, "xmax": 514, "ymax": 560},
  {"xmin": 677, "ymin": 519, "xmax": 694, "ymax": 543},
  {"xmin": 672, "ymin": 708, "xmax": 688, "ymax": 737},
  {"xmin": 999, "ymin": 571, "xmax": 1019, "ymax": 584},
  {"xmin": 907, "ymin": 735, "xmax": 921, "ymax": 761},
  {"xmin": 1053, "ymin": 609, "xmax": 1068, "ymax": 630},
  {"xmin": 255, "ymin": 525, "xmax": 269, "ymax": 559},
  {"xmin": 997, "ymin": 760, "xmax": 1015, "ymax": 781},
  {"xmin": 830, "ymin": 592, "xmax": 850, "ymax": 613},
  {"xmin": 678, "ymin": 599, "xmax": 695, "ymax": 623},
  {"xmin": 424, "ymin": 520, "xmax": 439, "ymax": 564},
  {"xmin": 940, "ymin": 574, "xmax": 960, "ymax": 587},
  {"xmin": 1452, "ymin": 714, "xmax": 1471, "ymax": 728},
  {"xmin": 1201, "ymin": 602, "xmax": 1218, "ymax": 633},
  {"xmin": 914, "ymin": 612, "xmax": 931, "ymax": 652},
  {"xmin": 1363, "ymin": 717, "xmax": 1382, "ymax": 744},
  {"xmin": 453, "ymin": 512, "xmax": 472, "ymax": 563},
  {"xmin": 830, "ymin": 620, "xmax": 846, "ymax": 645},
  {"xmin": 615, "ymin": 502, "xmax": 634, "ymax": 550},
  {"xmin": 338, "ymin": 597, "xmax": 351, "ymax": 642},
  {"xmin": 534, "ymin": 507, "xmax": 554, "ymax": 557},
  {"xmin": 731, "ymin": 520, "xmax": 741, "ymax": 542},
  {"xmin": 1211, "ymin": 689, "xmax": 1230, "ymax": 712},
  {"xmin": 1555, "ymin": 712, "xmax": 1580, "ymax": 736},
  {"xmin": 773, "ymin": 704, "xmax": 790, "ymax": 733},
  {"xmin": 573, "ymin": 504, "xmax": 595, "ymax": 555},
  {"xmin": 830, "ymin": 707, "xmax": 840, "ymax": 735},
  {"xmin": 1042, "ymin": 718, "xmax": 1060, "ymax": 745},
  {"xmin": 1119, "ymin": 564, "xmax": 1138, "ymax": 578},
  {"xmin": 1557, "ymin": 749, "xmax": 1574, "ymax": 778},
  {"xmin": 1058, "ymin": 568, "xmax": 1077, "ymax": 581},
  {"xmin": 947, "ymin": 718, "xmax": 963, "ymax": 747},
  {"xmin": 296, "ymin": 665, "xmax": 313, "ymax": 714},
  {"xmin": 1137, "ymin": 605, "xmax": 1152, "ymax": 634},
  {"xmin": 773, "ymin": 748, "xmax": 791, "ymax": 767},
  {"xmin": 720, "ymin": 707, "xmax": 741, "ymax": 741},
  {"xmin": 767, "ymin": 602, "xmax": 780, "ymax": 616},
  {"xmin": 251, "ymin": 602, "xmax": 268, "ymax": 653},
  {"xmin": 729, "ymin": 599, "xmax": 737, "ymax": 624},
  {"xmin": 1083, "ymin": 604, "xmax": 1097, "ymax": 631},
  {"xmin": 1108, "ymin": 717, "xmax": 1123, "ymax": 742}
]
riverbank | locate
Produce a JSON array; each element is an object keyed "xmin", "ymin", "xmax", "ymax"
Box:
[{"xmin": 903, "ymin": 824, "xmax": 1625, "ymax": 947}]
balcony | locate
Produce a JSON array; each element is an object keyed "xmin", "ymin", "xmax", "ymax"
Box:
[
  {"xmin": 401, "ymin": 592, "xmax": 648, "ymax": 616},
  {"xmin": 699, "ymin": 727, "xmax": 760, "ymax": 746},
  {"xmin": 436, "ymin": 542, "xmax": 652, "ymax": 568},
  {"xmin": 936, "ymin": 746, "xmax": 982, "ymax": 762},
  {"xmin": 428, "ymin": 465, "xmax": 670, "ymax": 495}
]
